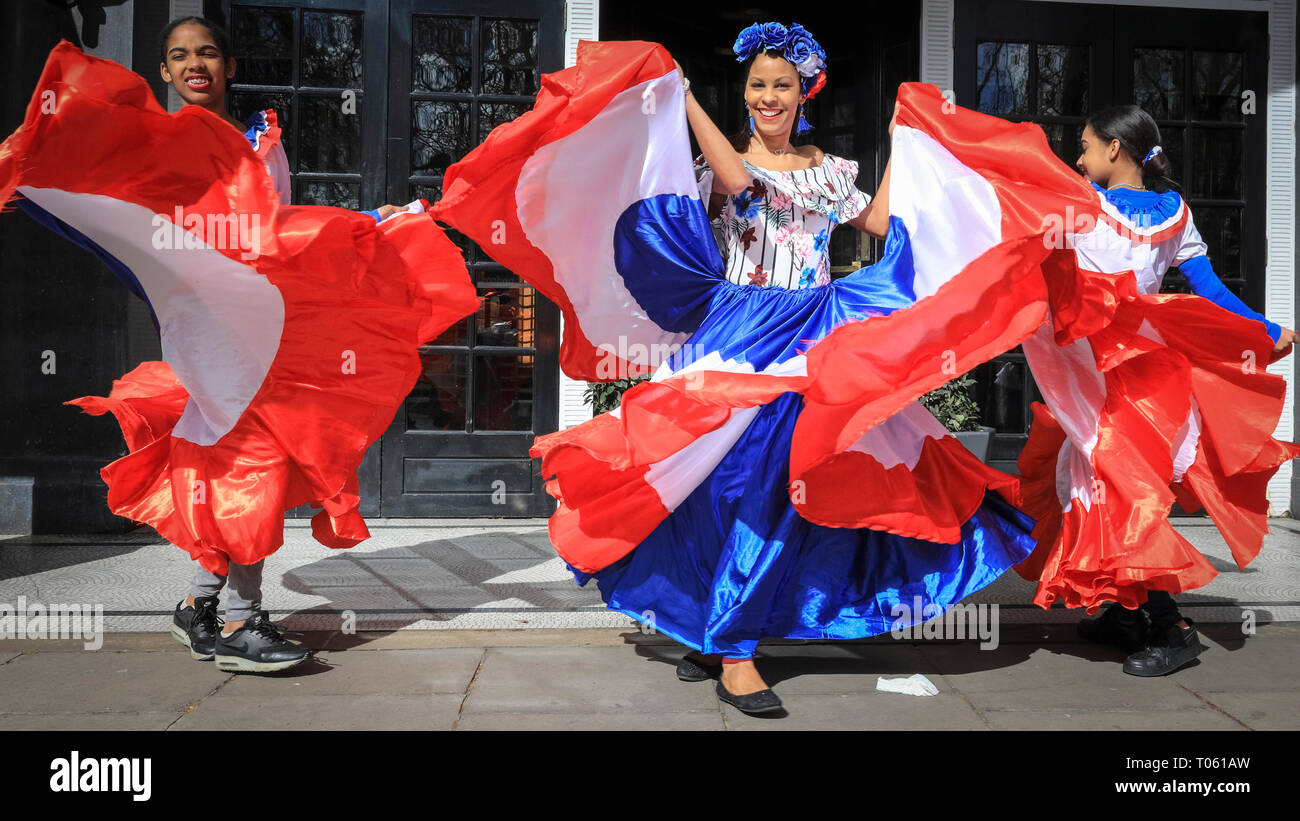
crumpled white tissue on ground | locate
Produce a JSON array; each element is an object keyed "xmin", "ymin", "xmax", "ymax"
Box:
[{"xmin": 875, "ymin": 673, "xmax": 940, "ymax": 696}]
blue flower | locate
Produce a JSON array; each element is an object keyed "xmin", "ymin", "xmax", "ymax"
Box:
[
  {"xmin": 758, "ymin": 22, "xmax": 789, "ymax": 49},
  {"xmin": 736, "ymin": 196, "xmax": 760, "ymax": 220},
  {"xmin": 798, "ymin": 267, "xmax": 817, "ymax": 287},
  {"xmin": 733, "ymin": 24, "xmax": 763, "ymax": 61},
  {"xmin": 785, "ymin": 24, "xmax": 815, "ymax": 65},
  {"xmin": 812, "ymin": 228, "xmax": 829, "ymax": 252}
]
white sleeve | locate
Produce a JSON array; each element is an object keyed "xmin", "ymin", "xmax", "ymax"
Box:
[
  {"xmin": 1172, "ymin": 203, "xmax": 1208, "ymax": 267},
  {"xmin": 263, "ymin": 143, "xmax": 292, "ymax": 205},
  {"xmin": 693, "ymin": 155, "xmax": 716, "ymax": 210}
]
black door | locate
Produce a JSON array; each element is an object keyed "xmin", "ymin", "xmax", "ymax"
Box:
[
  {"xmin": 382, "ymin": 0, "xmax": 563, "ymax": 516},
  {"xmin": 954, "ymin": 0, "xmax": 1267, "ymax": 473},
  {"xmin": 219, "ymin": 0, "xmax": 393, "ymax": 516},
  {"xmin": 217, "ymin": 0, "xmax": 564, "ymax": 517}
]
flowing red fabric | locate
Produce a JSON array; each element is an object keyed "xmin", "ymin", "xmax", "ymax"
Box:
[{"xmin": 2, "ymin": 42, "xmax": 479, "ymax": 573}]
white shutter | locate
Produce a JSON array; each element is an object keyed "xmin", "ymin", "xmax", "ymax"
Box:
[
  {"xmin": 1267, "ymin": 0, "xmax": 1296, "ymax": 513},
  {"xmin": 920, "ymin": 0, "xmax": 954, "ymax": 93},
  {"xmin": 558, "ymin": 1, "xmax": 601, "ymax": 428}
]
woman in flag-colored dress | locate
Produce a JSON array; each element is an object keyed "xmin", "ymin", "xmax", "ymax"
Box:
[{"xmin": 437, "ymin": 24, "xmax": 1040, "ymax": 715}]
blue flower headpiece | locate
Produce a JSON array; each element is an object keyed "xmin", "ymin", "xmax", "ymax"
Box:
[{"xmin": 733, "ymin": 22, "xmax": 827, "ymax": 134}]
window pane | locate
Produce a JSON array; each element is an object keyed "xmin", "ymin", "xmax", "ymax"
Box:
[
  {"xmin": 971, "ymin": 357, "xmax": 1027, "ymax": 433},
  {"xmin": 1191, "ymin": 51, "xmax": 1243, "ymax": 121},
  {"xmin": 298, "ymin": 181, "xmax": 360, "ymax": 209},
  {"xmin": 976, "ymin": 42, "xmax": 1029, "ymax": 116},
  {"xmin": 231, "ymin": 5, "xmax": 294, "ymax": 86},
  {"xmin": 1190, "ymin": 206, "xmax": 1242, "ymax": 274},
  {"xmin": 301, "ymin": 11, "xmax": 363, "ymax": 88},
  {"xmin": 1157, "ymin": 125, "xmax": 1184, "ymax": 183},
  {"xmin": 1134, "ymin": 49, "xmax": 1184, "ymax": 120},
  {"xmin": 413, "ymin": 14, "xmax": 473, "ymax": 93},
  {"xmin": 475, "ymin": 286, "xmax": 537, "ymax": 347},
  {"xmin": 299, "ymin": 95, "xmax": 361, "ymax": 172},
  {"xmin": 408, "ymin": 351, "xmax": 467, "ymax": 430},
  {"xmin": 411, "ymin": 181, "xmax": 442, "ymax": 206},
  {"xmin": 412, "ymin": 101, "xmax": 470, "ymax": 174},
  {"xmin": 1187, "ymin": 127, "xmax": 1242, "ymax": 199},
  {"xmin": 480, "ymin": 18, "xmax": 540, "ymax": 95},
  {"xmin": 474, "ymin": 353, "xmax": 534, "ymax": 431},
  {"xmin": 1037, "ymin": 44, "xmax": 1089, "ymax": 116},
  {"xmin": 430, "ymin": 317, "xmax": 470, "ymax": 346},
  {"xmin": 1039, "ymin": 122, "xmax": 1081, "ymax": 169}
]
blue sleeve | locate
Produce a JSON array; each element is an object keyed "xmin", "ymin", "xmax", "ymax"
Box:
[
  {"xmin": 1178, "ymin": 254, "xmax": 1281, "ymax": 343},
  {"xmin": 359, "ymin": 208, "xmax": 381, "ymax": 222}
]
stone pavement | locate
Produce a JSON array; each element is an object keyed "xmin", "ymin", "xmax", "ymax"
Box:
[{"xmin": 1, "ymin": 518, "xmax": 1298, "ymax": 729}]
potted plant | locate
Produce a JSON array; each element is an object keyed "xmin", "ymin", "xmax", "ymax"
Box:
[
  {"xmin": 919, "ymin": 373, "xmax": 995, "ymax": 463},
  {"xmin": 584, "ymin": 376, "xmax": 649, "ymax": 415}
]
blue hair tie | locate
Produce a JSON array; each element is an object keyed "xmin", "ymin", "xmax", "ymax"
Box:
[{"xmin": 1142, "ymin": 145, "xmax": 1163, "ymax": 166}]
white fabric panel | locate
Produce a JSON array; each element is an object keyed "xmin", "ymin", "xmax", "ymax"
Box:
[
  {"xmin": 18, "ymin": 185, "xmax": 284, "ymax": 447},
  {"xmin": 515, "ymin": 70, "xmax": 696, "ymax": 368},
  {"xmin": 889, "ymin": 125, "xmax": 1002, "ymax": 299},
  {"xmin": 844, "ymin": 401, "xmax": 951, "ymax": 470}
]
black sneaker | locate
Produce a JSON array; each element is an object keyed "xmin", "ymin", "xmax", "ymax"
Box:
[
  {"xmin": 171, "ymin": 596, "xmax": 222, "ymax": 660},
  {"xmin": 1077, "ymin": 603, "xmax": 1150, "ymax": 654},
  {"xmin": 1123, "ymin": 619, "xmax": 1208, "ymax": 677},
  {"xmin": 213, "ymin": 610, "xmax": 310, "ymax": 673}
]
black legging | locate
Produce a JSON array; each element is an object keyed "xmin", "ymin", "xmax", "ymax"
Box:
[{"xmin": 1142, "ymin": 590, "xmax": 1182, "ymax": 630}]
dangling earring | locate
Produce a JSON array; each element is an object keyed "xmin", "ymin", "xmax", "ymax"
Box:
[
  {"xmin": 796, "ymin": 103, "xmax": 812, "ymax": 136},
  {"xmin": 746, "ymin": 102, "xmax": 755, "ymax": 134}
]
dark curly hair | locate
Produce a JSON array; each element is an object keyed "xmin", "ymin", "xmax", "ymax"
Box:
[{"xmin": 158, "ymin": 16, "xmax": 232, "ymax": 63}]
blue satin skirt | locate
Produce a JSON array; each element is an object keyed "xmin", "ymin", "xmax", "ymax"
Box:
[
  {"xmin": 569, "ymin": 218, "xmax": 1037, "ymax": 657},
  {"xmin": 569, "ymin": 388, "xmax": 1036, "ymax": 658}
]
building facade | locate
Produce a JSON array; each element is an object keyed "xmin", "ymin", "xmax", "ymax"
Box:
[{"xmin": 1, "ymin": 0, "xmax": 1295, "ymax": 531}]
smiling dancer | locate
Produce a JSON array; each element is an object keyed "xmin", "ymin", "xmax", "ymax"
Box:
[
  {"xmin": 2, "ymin": 20, "xmax": 476, "ymax": 673},
  {"xmin": 435, "ymin": 25, "xmax": 1040, "ymax": 716}
]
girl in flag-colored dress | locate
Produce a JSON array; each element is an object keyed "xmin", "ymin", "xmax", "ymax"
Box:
[
  {"xmin": 1016, "ymin": 104, "xmax": 1299, "ymax": 676},
  {"xmin": 2, "ymin": 19, "xmax": 476, "ymax": 673}
]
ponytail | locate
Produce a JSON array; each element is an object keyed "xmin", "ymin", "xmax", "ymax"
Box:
[{"xmin": 1086, "ymin": 105, "xmax": 1178, "ymax": 193}]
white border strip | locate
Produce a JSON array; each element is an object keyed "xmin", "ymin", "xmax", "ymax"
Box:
[
  {"xmin": 1266, "ymin": 0, "xmax": 1296, "ymax": 513},
  {"xmin": 559, "ymin": 1, "xmax": 601, "ymax": 427}
]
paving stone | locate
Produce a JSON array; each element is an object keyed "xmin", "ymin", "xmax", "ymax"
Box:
[
  {"xmin": 214, "ymin": 648, "xmax": 482, "ymax": 696},
  {"xmin": 460, "ymin": 646, "xmax": 719, "ymax": 714},
  {"xmin": 0, "ymin": 712, "xmax": 180, "ymax": 730},
  {"xmin": 171, "ymin": 694, "xmax": 462, "ymax": 730},
  {"xmin": 748, "ymin": 643, "xmax": 945, "ymax": 693},
  {"xmin": 457, "ymin": 711, "xmax": 725, "ymax": 730},
  {"xmin": 722, "ymin": 692, "xmax": 987, "ymax": 730},
  {"xmin": 918, "ymin": 644, "xmax": 1206, "ymax": 710},
  {"xmin": 1166, "ymin": 634, "xmax": 1300, "ymax": 694},
  {"xmin": 981, "ymin": 707, "xmax": 1247, "ymax": 730},
  {"xmin": 0, "ymin": 650, "xmax": 228, "ymax": 714},
  {"xmin": 1191, "ymin": 691, "xmax": 1300, "ymax": 730}
]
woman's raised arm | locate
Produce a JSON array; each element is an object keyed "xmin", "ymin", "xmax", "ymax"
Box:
[{"xmin": 677, "ymin": 61, "xmax": 751, "ymax": 196}]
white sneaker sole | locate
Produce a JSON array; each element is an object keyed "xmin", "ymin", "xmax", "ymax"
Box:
[
  {"xmin": 213, "ymin": 651, "xmax": 310, "ymax": 673},
  {"xmin": 170, "ymin": 623, "xmax": 214, "ymax": 661}
]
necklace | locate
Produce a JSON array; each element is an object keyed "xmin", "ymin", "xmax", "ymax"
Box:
[{"xmin": 1107, "ymin": 182, "xmax": 1147, "ymax": 191}]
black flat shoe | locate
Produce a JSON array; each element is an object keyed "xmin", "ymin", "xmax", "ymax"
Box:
[
  {"xmin": 715, "ymin": 679, "xmax": 783, "ymax": 714},
  {"xmin": 1123, "ymin": 619, "xmax": 1207, "ymax": 677},
  {"xmin": 676, "ymin": 653, "xmax": 721, "ymax": 682}
]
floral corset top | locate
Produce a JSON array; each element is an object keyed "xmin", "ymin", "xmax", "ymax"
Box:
[{"xmin": 694, "ymin": 153, "xmax": 870, "ymax": 289}]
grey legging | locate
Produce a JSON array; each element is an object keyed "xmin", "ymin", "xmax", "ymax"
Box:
[{"xmin": 189, "ymin": 559, "xmax": 264, "ymax": 623}]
